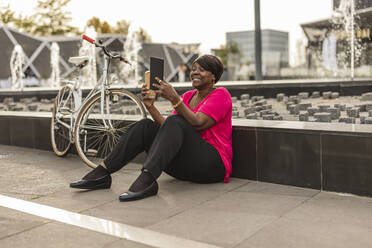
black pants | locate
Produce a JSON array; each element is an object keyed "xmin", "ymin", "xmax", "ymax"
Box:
[{"xmin": 104, "ymin": 115, "xmax": 225, "ymax": 183}]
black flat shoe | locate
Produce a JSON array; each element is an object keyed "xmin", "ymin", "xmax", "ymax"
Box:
[
  {"xmin": 70, "ymin": 174, "xmax": 112, "ymax": 190},
  {"xmin": 119, "ymin": 181, "xmax": 158, "ymax": 202}
]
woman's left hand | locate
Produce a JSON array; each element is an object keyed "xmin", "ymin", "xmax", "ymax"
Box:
[{"xmin": 154, "ymin": 77, "xmax": 180, "ymax": 104}]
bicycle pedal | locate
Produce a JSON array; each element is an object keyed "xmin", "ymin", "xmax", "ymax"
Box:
[
  {"xmin": 112, "ymin": 94, "xmax": 119, "ymax": 102},
  {"xmin": 86, "ymin": 149, "xmax": 98, "ymax": 157}
]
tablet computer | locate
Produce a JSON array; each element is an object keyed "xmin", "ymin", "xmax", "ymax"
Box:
[{"xmin": 150, "ymin": 57, "xmax": 164, "ymax": 90}]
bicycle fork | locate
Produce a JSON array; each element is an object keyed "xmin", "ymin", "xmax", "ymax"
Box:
[{"xmin": 100, "ymin": 57, "xmax": 114, "ymax": 130}]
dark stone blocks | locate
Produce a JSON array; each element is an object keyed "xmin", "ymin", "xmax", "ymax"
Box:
[
  {"xmin": 257, "ymin": 130, "xmax": 321, "ymax": 189},
  {"xmin": 232, "ymin": 127, "xmax": 256, "ymax": 180},
  {"xmin": 0, "ymin": 116, "xmax": 10, "ymax": 145},
  {"xmin": 231, "ymin": 127, "xmax": 321, "ymax": 190},
  {"xmin": 9, "ymin": 117, "xmax": 35, "ymax": 148},
  {"xmin": 322, "ymin": 133, "xmax": 372, "ymax": 197},
  {"xmin": 231, "ymin": 124, "xmax": 372, "ymax": 196},
  {"xmin": 33, "ymin": 117, "xmax": 52, "ymax": 151},
  {"xmin": 0, "ymin": 115, "xmax": 51, "ymax": 151}
]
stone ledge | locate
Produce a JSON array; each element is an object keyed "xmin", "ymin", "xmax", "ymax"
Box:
[{"xmin": 1, "ymin": 114, "xmax": 372, "ymax": 197}]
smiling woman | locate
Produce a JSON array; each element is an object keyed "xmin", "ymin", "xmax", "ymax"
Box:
[{"xmin": 70, "ymin": 54, "xmax": 233, "ymax": 202}]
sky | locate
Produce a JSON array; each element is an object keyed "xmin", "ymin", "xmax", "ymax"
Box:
[{"xmin": 3, "ymin": 0, "xmax": 333, "ymax": 65}]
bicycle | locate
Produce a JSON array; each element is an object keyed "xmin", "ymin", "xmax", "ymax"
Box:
[{"xmin": 50, "ymin": 34, "xmax": 147, "ymax": 168}]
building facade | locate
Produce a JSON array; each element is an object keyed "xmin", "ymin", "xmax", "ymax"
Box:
[{"xmin": 226, "ymin": 29, "xmax": 289, "ymax": 79}]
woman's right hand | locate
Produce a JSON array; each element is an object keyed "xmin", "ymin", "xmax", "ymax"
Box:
[{"xmin": 141, "ymin": 83, "xmax": 155, "ymax": 108}]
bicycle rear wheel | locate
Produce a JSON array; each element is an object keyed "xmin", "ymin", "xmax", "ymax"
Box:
[
  {"xmin": 50, "ymin": 86, "xmax": 73, "ymax": 156},
  {"xmin": 74, "ymin": 88, "xmax": 146, "ymax": 168}
]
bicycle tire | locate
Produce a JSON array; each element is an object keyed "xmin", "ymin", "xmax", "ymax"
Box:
[
  {"xmin": 74, "ymin": 88, "xmax": 146, "ymax": 168},
  {"xmin": 50, "ymin": 86, "xmax": 73, "ymax": 157}
]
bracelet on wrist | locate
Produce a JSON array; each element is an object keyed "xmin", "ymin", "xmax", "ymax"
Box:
[{"xmin": 172, "ymin": 98, "xmax": 183, "ymax": 109}]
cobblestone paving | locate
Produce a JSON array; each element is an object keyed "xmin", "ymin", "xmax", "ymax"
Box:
[{"xmin": 2, "ymin": 91, "xmax": 372, "ymax": 124}]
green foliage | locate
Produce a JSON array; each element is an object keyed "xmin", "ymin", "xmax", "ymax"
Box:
[
  {"xmin": 0, "ymin": 5, "xmax": 15, "ymax": 24},
  {"xmin": 0, "ymin": 5, "xmax": 36, "ymax": 33},
  {"xmin": 13, "ymin": 14, "xmax": 36, "ymax": 34},
  {"xmin": 229, "ymin": 42, "xmax": 240, "ymax": 54},
  {"xmin": 86, "ymin": 17, "xmax": 151, "ymax": 41},
  {"xmin": 87, "ymin": 17, "xmax": 127, "ymax": 34},
  {"xmin": 86, "ymin": 17, "xmax": 101, "ymax": 32},
  {"xmin": 100, "ymin": 21, "xmax": 112, "ymax": 34},
  {"xmin": 32, "ymin": 0, "xmax": 80, "ymax": 36},
  {"xmin": 213, "ymin": 42, "xmax": 240, "ymax": 66},
  {"xmin": 0, "ymin": 0, "xmax": 80, "ymax": 36},
  {"xmin": 136, "ymin": 27, "xmax": 152, "ymax": 42},
  {"xmin": 213, "ymin": 45, "xmax": 228, "ymax": 66},
  {"xmin": 114, "ymin": 20, "xmax": 130, "ymax": 35},
  {"xmin": 1, "ymin": 1, "xmax": 150, "ymax": 39}
]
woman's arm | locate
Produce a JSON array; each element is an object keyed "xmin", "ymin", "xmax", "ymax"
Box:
[
  {"xmin": 141, "ymin": 84, "xmax": 165, "ymax": 125},
  {"xmin": 171, "ymin": 99, "xmax": 215, "ymax": 131},
  {"xmin": 146, "ymin": 104, "xmax": 165, "ymax": 125},
  {"xmin": 153, "ymin": 78, "xmax": 215, "ymax": 131}
]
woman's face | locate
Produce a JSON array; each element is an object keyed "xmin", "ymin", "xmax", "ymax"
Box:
[{"xmin": 190, "ymin": 62, "xmax": 215, "ymax": 90}]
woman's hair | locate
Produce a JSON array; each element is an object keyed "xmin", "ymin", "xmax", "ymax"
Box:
[{"xmin": 193, "ymin": 54, "xmax": 224, "ymax": 83}]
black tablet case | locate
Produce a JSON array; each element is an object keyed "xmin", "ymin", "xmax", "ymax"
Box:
[{"xmin": 150, "ymin": 57, "xmax": 164, "ymax": 90}]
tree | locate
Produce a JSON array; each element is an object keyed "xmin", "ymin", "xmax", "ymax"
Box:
[
  {"xmin": 213, "ymin": 42, "xmax": 240, "ymax": 66},
  {"xmin": 0, "ymin": 5, "xmax": 36, "ymax": 34},
  {"xmin": 13, "ymin": 14, "xmax": 36, "ymax": 34},
  {"xmin": 136, "ymin": 27, "xmax": 152, "ymax": 42},
  {"xmin": 32, "ymin": 0, "xmax": 80, "ymax": 36},
  {"xmin": 100, "ymin": 21, "xmax": 112, "ymax": 34},
  {"xmin": 213, "ymin": 45, "xmax": 228, "ymax": 66},
  {"xmin": 86, "ymin": 17, "xmax": 102, "ymax": 33},
  {"xmin": 86, "ymin": 17, "xmax": 114, "ymax": 34},
  {"xmin": 86, "ymin": 17, "xmax": 151, "ymax": 41},
  {"xmin": 87, "ymin": 17, "xmax": 130, "ymax": 36},
  {"xmin": 114, "ymin": 20, "xmax": 130, "ymax": 35},
  {"xmin": 0, "ymin": 5, "xmax": 15, "ymax": 24}
]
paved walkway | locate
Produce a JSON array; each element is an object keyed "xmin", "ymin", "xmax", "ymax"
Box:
[{"xmin": 0, "ymin": 144, "xmax": 372, "ymax": 248}]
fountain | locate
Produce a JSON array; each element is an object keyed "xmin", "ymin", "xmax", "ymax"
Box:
[
  {"xmin": 120, "ymin": 25, "xmax": 142, "ymax": 87},
  {"xmin": 78, "ymin": 28, "xmax": 97, "ymax": 87},
  {"xmin": 49, "ymin": 42, "xmax": 60, "ymax": 88},
  {"xmin": 331, "ymin": 0, "xmax": 361, "ymax": 79},
  {"xmin": 322, "ymin": 31, "xmax": 338, "ymax": 74},
  {"xmin": 10, "ymin": 45, "xmax": 25, "ymax": 90}
]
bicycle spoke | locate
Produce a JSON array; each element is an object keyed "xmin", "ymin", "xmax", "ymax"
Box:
[
  {"xmin": 75, "ymin": 89, "xmax": 146, "ymax": 167},
  {"xmin": 116, "ymin": 123, "xmax": 134, "ymax": 133},
  {"xmin": 112, "ymin": 132, "xmax": 121, "ymax": 144},
  {"xmin": 107, "ymin": 134, "xmax": 116, "ymax": 154},
  {"xmin": 56, "ymin": 131, "xmax": 69, "ymax": 141},
  {"xmin": 86, "ymin": 132, "xmax": 104, "ymax": 150}
]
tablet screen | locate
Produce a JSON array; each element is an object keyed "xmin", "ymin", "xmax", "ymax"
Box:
[{"xmin": 150, "ymin": 57, "xmax": 164, "ymax": 90}]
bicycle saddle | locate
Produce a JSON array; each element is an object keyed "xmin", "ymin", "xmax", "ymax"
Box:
[{"xmin": 68, "ymin": 56, "xmax": 89, "ymax": 66}]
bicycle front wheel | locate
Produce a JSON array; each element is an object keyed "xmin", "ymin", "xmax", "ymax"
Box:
[
  {"xmin": 74, "ymin": 88, "xmax": 146, "ymax": 168},
  {"xmin": 50, "ymin": 86, "xmax": 73, "ymax": 157}
]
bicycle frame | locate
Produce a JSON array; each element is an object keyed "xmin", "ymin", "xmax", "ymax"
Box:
[
  {"xmin": 55, "ymin": 51, "xmax": 118, "ymax": 144},
  {"xmin": 51, "ymin": 34, "xmax": 142, "ymax": 162}
]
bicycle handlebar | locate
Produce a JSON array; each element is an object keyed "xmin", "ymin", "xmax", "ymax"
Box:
[
  {"xmin": 82, "ymin": 34, "xmax": 131, "ymax": 65},
  {"xmin": 82, "ymin": 34, "xmax": 95, "ymax": 44}
]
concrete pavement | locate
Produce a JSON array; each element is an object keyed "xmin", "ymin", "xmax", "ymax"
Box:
[{"xmin": 0, "ymin": 144, "xmax": 372, "ymax": 248}]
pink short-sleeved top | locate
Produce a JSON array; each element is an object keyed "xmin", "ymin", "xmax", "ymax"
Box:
[{"xmin": 173, "ymin": 87, "xmax": 233, "ymax": 182}]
